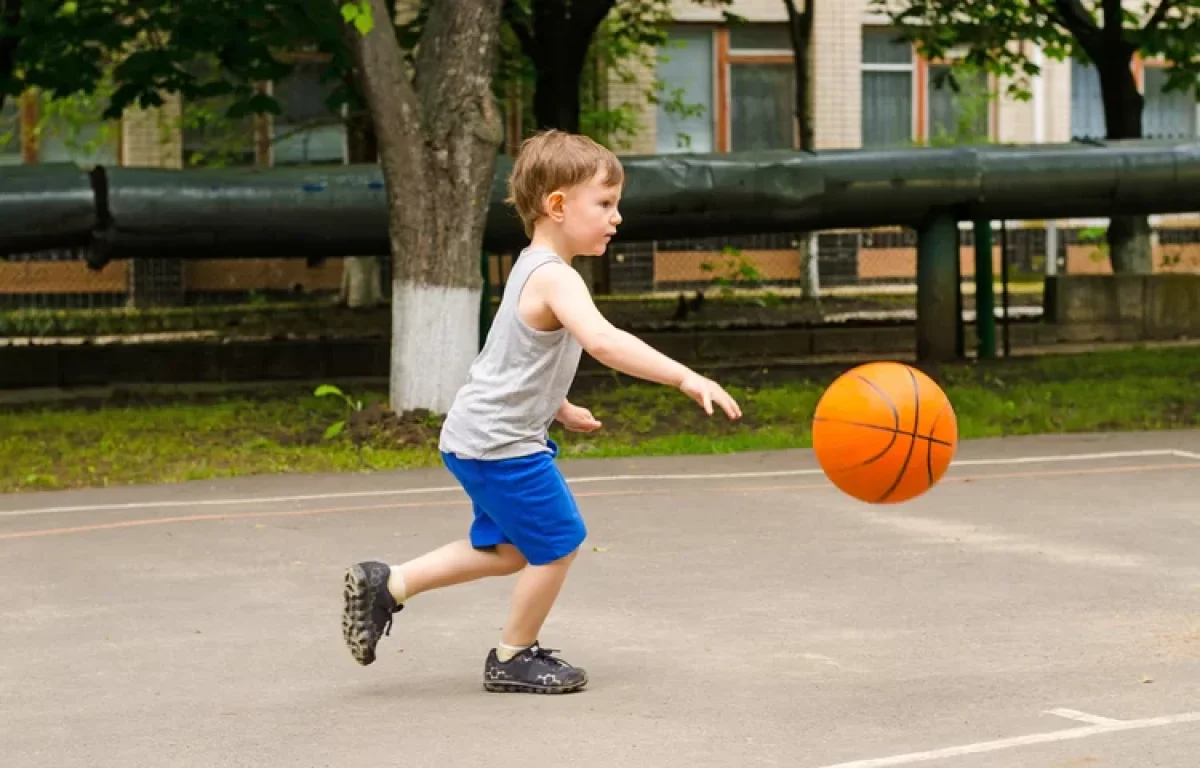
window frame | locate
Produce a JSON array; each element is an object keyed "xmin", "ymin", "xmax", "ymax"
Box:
[
  {"xmin": 719, "ymin": 25, "xmax": 799, "ymax": 151},
  {"xmin": 1139, "ymin": 55, "xmax": 1198, "ymax": 140}
]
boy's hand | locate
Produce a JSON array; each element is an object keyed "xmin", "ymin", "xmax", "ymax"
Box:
[
  {"xmin": 556, "ymin": 401, "xmax": 603, "ymax": 433},
  {"xmin": 679, "ymin": 372, "xmax": 742, "ymax": 420}
]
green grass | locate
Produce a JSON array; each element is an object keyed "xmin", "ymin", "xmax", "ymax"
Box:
[{"xmin": 1, "ymin": 346, "xmax": 1196, "ymax": 494}]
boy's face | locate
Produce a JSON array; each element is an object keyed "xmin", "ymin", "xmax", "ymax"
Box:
[{"xmin": 550, "ymin": 169, "xmax": 623, "ymax": 256}]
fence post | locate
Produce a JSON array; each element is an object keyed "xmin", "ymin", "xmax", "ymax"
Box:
[
  {"xmin": 479, "ymin": 250, "xmax": 493, "ymax": 351},
  {"xmin": 974, "ymin": 218, "xmax": 997, "ymax": 359},
  {"xmin": 916, "ymin": 210, "xmax": 960, "ymax": 362}
]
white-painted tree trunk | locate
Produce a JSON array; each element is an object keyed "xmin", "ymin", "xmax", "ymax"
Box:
[
  {"xmin": 348, "ymin": 0, "xmax": 502, "ymax": 414},
  {"xmin": 390, "ymin": 281, "xmax": 479, "ymax": 414}
]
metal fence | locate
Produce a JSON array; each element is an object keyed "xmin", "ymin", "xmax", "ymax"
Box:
[{"xmin": 2, "ymin": 219, "xmax": 1198, "ymax": 313}]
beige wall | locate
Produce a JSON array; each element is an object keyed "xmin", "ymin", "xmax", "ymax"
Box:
[
  {"xmin": 671, "ymin": 0, "xmax": 788, "ymax": 22},
  {"xmin": 120, "ymin": 94, "xmax": 183, "ymax": 169},
  {"xmin": 624, "ymin": 0, "xmax": 1196, "ymax": 156},
  {"xmin": 813, "ymin": 0, "xmax": 864, "ymax": 149}
]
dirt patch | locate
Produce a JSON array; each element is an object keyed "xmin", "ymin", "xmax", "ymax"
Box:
[{"xmin": 347, "ymin": 402, "xmax": 443, "ymax": 449}]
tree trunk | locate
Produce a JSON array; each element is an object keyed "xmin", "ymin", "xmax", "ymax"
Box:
[
  {"xmin": 348, "ymin": 0, "xmax": 504, "ymax": 414},
  {"xmin": 784, "ymin": 0, "xmax": 814, "ymax": 152},
  {"xmin": 533, "ymin": 54, "xmax": 585, "ymax": 133},
  {"xmin": 512, "ymin": 0, "xmax": 613, "ymax": 133},
  {"xmin": 339, "ymin": 110, "xmax": 384, "ymax": 309},
  {"xmin": 1095, "ymin": 48, "xmax": 1153, "ymax": 274},
  {"xmin": 785, "ymin": 0, "xmax": 818, "ymax": 300}
]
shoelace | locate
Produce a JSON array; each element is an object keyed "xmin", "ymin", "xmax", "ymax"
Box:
[
  {"xmin": 378, "ymin": 602, "xmax": 403, "ymax": 637},
  {"xmin": 529, "ymin": 646, "xmax": 568, "ymax": 667}
]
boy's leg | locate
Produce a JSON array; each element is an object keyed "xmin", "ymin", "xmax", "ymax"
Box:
[
  {"xmin": 477, "ymin": 447, "xmax": 588, "ymax": 694},
  {"xmin": 399, "ymin": 540, "xmax": 526, "ymax": 599},
  {"xmin": 500, "ymin": 549, "xmax": 577, "ymax": 649},
  {"xmin": 483, "ymin": 548, "xmax": 587, "ymax": 694},
  {"xmin": 341, "ymin": 541, "xmax": 524, "ymax": 667}
]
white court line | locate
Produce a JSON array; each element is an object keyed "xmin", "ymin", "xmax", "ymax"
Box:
[
  {"xmin": 1173, "ymin": 450, "xmax": 1200, "ymax": 461},
  {"xmin": 816, "ymin": 710, "xmax": 1200, "ymax": 768},
  {"xmin": 0, "ymin": 449, "xmax": 1183, "ymax": 520},
  {"xmin": 1044, "ymin": 708, "xmax": 1123, "ymax": 725}
]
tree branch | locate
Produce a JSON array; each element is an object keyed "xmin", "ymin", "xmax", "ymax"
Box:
[
  {"xmin": 1029, "ymin": 0, "xmax": 1073, "ymax": 33},
  {"xmin": 1101, "ymin": 0, "xmax": 1123, "ymax": 38},
  {"xmin": 0, "ymin": 0, "xmax": 23, "ymax": 109},
  {"xmin": 1144, "ymin": 0, "xmax": 1179, "ymax": 33},
  {"xmin": 503, "ymin": 0, "xmax": 536, "ymax": 58},
  {"xmin": 576, "ymin": 0, "xmax": 617, "ymax": 41},
  {"xmin": 1054, "ymin": 0, "xmax": 1099, "ymax": 32},
  {"xmin": 346, "ymin": 0, "xmax": 424, "ymax": 173}
]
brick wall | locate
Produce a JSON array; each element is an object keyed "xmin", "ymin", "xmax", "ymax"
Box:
[
  {"xmin": 671, "ymin": 0, "xmax": 787, "ymax": 22},
  {"xmin": 607, "ymin": 50, "xmax": 659, "ymax": 155},
  {"xmin": 120, "ymin": 94, "xmax": 183, "ymax": 169},
  {"xmin": 813, "ymin": 0, "xmax": 864, "ymax": 149}
]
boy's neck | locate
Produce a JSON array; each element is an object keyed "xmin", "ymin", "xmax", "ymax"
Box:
[{"xmin": 528, "ymin": 229, "xmax": 575, "ymax": 265}]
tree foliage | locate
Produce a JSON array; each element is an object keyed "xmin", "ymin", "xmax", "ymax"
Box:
[
  {"xmin": 872, "ymin": 1, "xmax": 1200, "ymax": 103},
  {"xmin": 874, "ymin": 0, "xmax": 1200, "ymax": 274}
]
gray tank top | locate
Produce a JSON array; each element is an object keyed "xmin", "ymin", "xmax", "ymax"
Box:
[{"xmin": 439, "ymin": 247, "xmax": 583, "ymax": 460}]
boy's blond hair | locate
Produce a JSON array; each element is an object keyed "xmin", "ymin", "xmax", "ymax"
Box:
[{"xmin": 507, "ymin": 130, "xmax": 625, "ymax": 237}]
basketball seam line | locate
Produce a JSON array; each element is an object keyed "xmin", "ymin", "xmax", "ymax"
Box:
[
  {"xmin": 925, "ymin": 405, "xmax": 948, "ymax": 486},
  {"xmin": 812, "ymin": 417, "xmax": 954, "ymax": 448},
  {"xmin": 879, "ymin": 367, "xmax": 921, "ymax": 503}
]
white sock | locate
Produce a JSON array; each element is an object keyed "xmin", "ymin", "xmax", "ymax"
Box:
[
  {"xmin": 387, "ymin": 568, "xmax": 407, "ymax": 605},
  {"xmin": 497, "ymin": 642, "xmax": 531, "ymax": 663}
]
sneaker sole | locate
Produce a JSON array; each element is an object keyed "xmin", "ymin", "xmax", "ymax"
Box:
[
  {"xmin": 483, "ymin": 677, "xmax": 588, "ymax": 695},
  {"xmin": 341, "ymin": 564, "xmax": 376, "ymax": 666}
]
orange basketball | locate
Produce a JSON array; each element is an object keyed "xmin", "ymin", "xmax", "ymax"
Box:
[{"xmin": 812, "ymin": 362, "xmax": 958, "ymax": 504}]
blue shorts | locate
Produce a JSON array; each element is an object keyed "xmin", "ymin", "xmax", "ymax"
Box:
[{"xmin": 441, "ymin": 440, "xmax": 586, "ymax": 566}]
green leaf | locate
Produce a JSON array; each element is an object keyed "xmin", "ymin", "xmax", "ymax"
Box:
[
  {"xmin": 323, "ymin": 421, "xmax": 346, "ymax": 440},
  {"xmin": 342, "ymin": 1, "xmax": 374, "ymax": 35},
  {"xmin": 314, "ymin": 384, "xmax": 344, "ymax": 398}
]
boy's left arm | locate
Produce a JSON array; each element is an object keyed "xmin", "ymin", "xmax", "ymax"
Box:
[{"xmin": 556, "ymin": 399, "xmax": 602, "ymax": 433}]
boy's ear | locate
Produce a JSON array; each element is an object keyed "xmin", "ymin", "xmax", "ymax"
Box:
[{"xmin": 544, "ymin": 190, "xmax": 567, "ymax": 222}]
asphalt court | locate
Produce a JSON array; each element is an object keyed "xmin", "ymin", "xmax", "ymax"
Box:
[{"xmin": 1, "ymin": 430, "xmax": 1198, "ymax": 767}]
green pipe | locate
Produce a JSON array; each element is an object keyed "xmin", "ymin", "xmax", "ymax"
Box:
[
  {"xmin": 973, "ymin": 219, "xmax": 997, "ymax": 359},
  {"xmin": 916, "ymin": 210, "xmax": 960, "ymax": 363}
]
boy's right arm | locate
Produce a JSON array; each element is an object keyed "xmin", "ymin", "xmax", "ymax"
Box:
[{"xmin": 538, "ymin": 264, "xmax": 741, "ymax": 420}]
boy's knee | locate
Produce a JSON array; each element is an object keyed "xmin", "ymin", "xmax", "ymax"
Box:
[
  {"xmin": 547, "ymin": 548, "xmax": 579, "ymax": 567},
  {"xmin": 494, "ymin": 544, "xmax": 527, "ymax": 575}
]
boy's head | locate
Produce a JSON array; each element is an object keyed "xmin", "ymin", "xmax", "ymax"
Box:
[{"xmin": 507, "ymin": 130, "xmax": 625, "ymax": 256}]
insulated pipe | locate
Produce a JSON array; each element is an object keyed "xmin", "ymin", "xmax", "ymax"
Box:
[{"xmin": 3, "ymin": 140, "xmax": 1198, "ymax": 260}]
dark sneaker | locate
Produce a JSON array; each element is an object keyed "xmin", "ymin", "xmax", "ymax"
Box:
[
  {"xmin": 341, "ymin": 561, "xmax": 403, "ymax": 666},
  {"xmin": 483, "ymin": 643, "xmax": 588, "ymax": 694}
]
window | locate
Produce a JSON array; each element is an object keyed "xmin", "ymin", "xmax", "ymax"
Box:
[
  {"xmin": 730, "ymin": 64, "xmax": 795, "ymax": 151},
  {"xmin": 655, "ymin": 23, "xmax": 798, "ymax": 153},
  {"xmin": 1070, "ymin": 59, "xmax": 1105, "ymax": 140},
  {"xmin": 655, "ymin": 27, "xmax": 714, "ymax": 153},
  {"xmin": 1072, "ymin": 58, "xmax": 1198, "ymax": 141},
  {"xmin": 728, "ymin": 24, "xmax": 792, "ymax": 54},
  {"xmin": 861, "ymin": 28, "xmax": 913, "ymax": 147},
  {"xmin": 36, "ymin": 95, "xmax": 119, "ymax": 166},
  {"xmin": 1143, "ymin": 65, "xmax": 1197, "ymax": 139},
  {"xmin": 182, "ymin": 58, "xmax": 257, "ymax": 167},
  {"xmin": 927, "ymin": 63, "xmax": 989, "ymax": 144},
  {"xmin": 728, "ymin": 24, "xmax": 795, "ymax": 151},
  {"xmin": 272, "ymin": 61, "xmax": 347, "ymax": 165}
]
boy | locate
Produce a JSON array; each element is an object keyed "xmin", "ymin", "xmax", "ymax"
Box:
[{"xmin": 341, "ymin": 130, "xmax": 741, "ymax": 694}]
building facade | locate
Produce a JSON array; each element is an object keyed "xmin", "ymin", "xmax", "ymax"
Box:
[{"xmin": 612, "ymin": 0, "xmax": 1199, "ymax": 156}]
